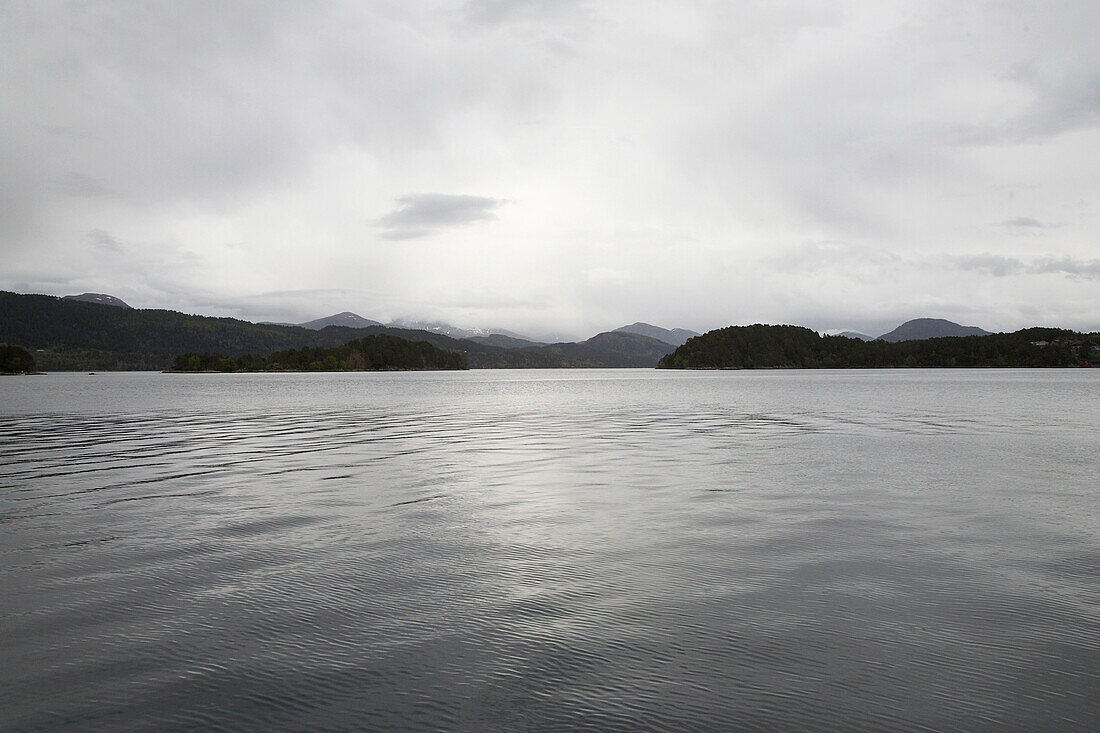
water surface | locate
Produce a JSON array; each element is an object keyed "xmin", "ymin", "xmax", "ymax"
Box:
[{"xmin": 2, "ymin": 369, "xmax": 1098, "ymax": 730}]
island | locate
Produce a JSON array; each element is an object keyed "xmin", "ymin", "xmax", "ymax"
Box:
[
  {"xmin": 171, "ymin": 335, "xmax": 467, "ymax": 372},
  {"xmin": 657, "ymin": 325, "xmax": 1098, "ymax": 369}
]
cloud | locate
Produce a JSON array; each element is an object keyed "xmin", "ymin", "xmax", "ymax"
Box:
[
  {"xmin": 952, "ymin": 253, "xmax": 1100, "ymax": 280},
  {"xmin": 61, "ymin": 172, "xmax": 115, "ymax": 198},
  {"xmin": 994, "ymin": 67, "xmax": 1100, "ymax": 144},
  {"xmin": 761, "ymin": 241, "xmax": 901, "ymax": 275},
  {"xmin": 2, "ymin": 2, "xmax": 1099, "ymax": 336},
  {"xmin": 0, "ymin": 3, "xmax": 557, "ymax": 224},
  {"xmin": 378, "ymin": 228, "xmax": 434, "ymax": 241},
  {"xmin": 464, "ymin": 0, "xmax": 584, "ymax": 27},
  {"xmin": 86, "ymin": 229, "xmax": 122, "ymax": 252},
  {"xmin": 953, "ymin": 253, "xmax": 1025, "ymax": 276},
  {"xmin": 999, "ymin": 217, "xmax": 1054, "ymax": 229},
  {"xmin": 1029, "ymin": 256, "xmax": 1100, "ymax": 279},
  {"xmin": 376, "ymin": 194, "xmax": 506, "ymax": 240}
]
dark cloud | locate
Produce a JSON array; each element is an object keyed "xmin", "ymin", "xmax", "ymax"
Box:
[{"xmin": 377, "ymin": 194, "xmax": 506, "ymax": 240}]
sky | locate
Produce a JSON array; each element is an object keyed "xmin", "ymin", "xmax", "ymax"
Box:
[{"xmin": 2, "ymin": 0, "xmax": 1098, "ymax": 340}]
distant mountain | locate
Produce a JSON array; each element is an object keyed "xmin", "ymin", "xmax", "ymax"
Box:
[
  {"xmin": 529, "ymin": 330, "xmax": 581, "ymax": 344},
  {"xmin": 613, "ymin": 322, "xmax": 699, "ymax": 346},
  {"xmin": 305, "ymin": 324, "xmax": 559, "ymax": 368},
  {"xmin": 62, "ymin": 293, "xmax": 131, "ymax": 308},
  {"xmin": 386, "ymin": 319, "xmax": 497, "ymax": 340},
  {"xmin": 523, "ymin": 331, "xmax": 675, "ymax": 367},
  {"xmin": 485, "ymin": 327, "xmax": 541, "ymax": 342},
  {"xmin": 467, "ymin": 334, "xmax": 543, "ymax": 350},
  {"xmin": 836, "ymin": 330, "xmax": 873, "ymax": 341},
  {"xmin": 878, "ymin": 318, "xmax": 990, "ymax": 343},
  {"xmin": 358, "ymin": 327, "xmax": 671, "ymax": 367},
  {"xmin": 388, "ymin": 319, "xmax": 558, "ymax": 343},
  {"xmin": 299, "ymin": 312, "xmax": 382, "ymax": 330}
]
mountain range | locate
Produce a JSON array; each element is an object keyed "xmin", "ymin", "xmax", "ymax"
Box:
[
  {"xmin": 268, "ymin": 312, "xmax": 561, "ymax": 343},
  {"xmin": 0, "ymin": 292, "xmax": 677, "ymax": 371},
  {"xmin": 291, "ymin": 314, "xmax": 985, "ymax": 348},
  {"xmin": 5, "ymin": 289, "xmax": 1054, "ymax": 372},
  {"xmin": 295, "ymin": 316, "xmax": 699, "ymax": 346}
]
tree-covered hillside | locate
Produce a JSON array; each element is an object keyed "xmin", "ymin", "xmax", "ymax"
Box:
[
  {"xmin": 0, "ymin": 291, "xmax": 674, "ymax": 370},
  {"xmin": 1, "ymin": 292, "xmax": 325, "ymax": 370},
  {"xmin": 0, "ymin": 292, "xmax": 532, "ymax": 370},
  {"xmin": 525, "ymin": 331, "xmax": 674, "ymax": 367},
  {"xmin": 658, "ymin": 324, "xmax": 1098, "ymax": 369},
  {"xmin": 173, "ymin": 335, "xmax": 466, "ymax": 372},
  {"xmin": 877, "ymin": 318, "xmax": 990, "ymax": 342},
  {"xmin": 1, "ymin": 344, "xmax": 37, "ymax": 374}
]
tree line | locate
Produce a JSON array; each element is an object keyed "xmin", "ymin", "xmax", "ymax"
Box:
[
  {"xmin": 658, "ymin": 325, "xmax": 1099, "ymax": 369},
  {"xmin": 172, "ymin": 335, "xmax": 466, "ymax": 372},
  {"xmin": 1, "ymin": 344, "xmax": 36, "ymax": 374}
]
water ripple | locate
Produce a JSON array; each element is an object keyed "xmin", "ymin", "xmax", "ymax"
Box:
[{"xmin": 1, "ymin": 370, "xmax": 1098, "ymax": 731}]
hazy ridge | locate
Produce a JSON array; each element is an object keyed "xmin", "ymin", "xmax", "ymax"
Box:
[{"xmin": 0, "ymin": 292, "xmax": 674, "ymax": 370}]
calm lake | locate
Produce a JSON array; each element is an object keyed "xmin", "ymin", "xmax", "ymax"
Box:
[{"xmin": 2, "ymin": 369, "xmax": 1098, "ymax": 730}]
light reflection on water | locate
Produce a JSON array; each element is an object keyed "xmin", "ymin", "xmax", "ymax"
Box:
[{"xmin": 1, "ymin": 369, "xmax": 1098, "ymax": 730}]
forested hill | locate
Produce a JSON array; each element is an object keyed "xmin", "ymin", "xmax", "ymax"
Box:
[
  {"xmin": 523, "ymin": 331, "xmax": 674, "ymax": 367},
  {"xmin": 658, "ymin": 324, "xmax": 1098, "ymax": 369},
  {"xmin": 877, "ymin": 318, "xmax": 989, "ymax": 342},
  {"xmin": 0, "ymin": 291, "xmax": 674, "ymax": 370},
  {"xmin": 0, "ymin": 291, "xmax": 553, "ymax": 370},
  {"xmin": 172, "ymin": 335, "xmax": 466, "ymax": 372},
  {"xmin": 2, "ymin": 292, "xmax": 314, "ymax": 369}
]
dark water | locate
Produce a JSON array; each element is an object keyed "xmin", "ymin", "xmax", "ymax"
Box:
[{"xmin": 2, "ymin": 369, "xmax": 1098, "ymax": 731}]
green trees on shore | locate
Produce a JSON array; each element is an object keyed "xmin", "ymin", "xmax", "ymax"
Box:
[
  {"xmin": 658, "ymin": 325, "xmax": 1099, "ymax": 369},
  {"xmin": 172, "ymin": 334, "xmax": 466, "ymax": 372},
  {"xmin": 0, "ymin": 344, "xmax": 36, "ymax": 374}
]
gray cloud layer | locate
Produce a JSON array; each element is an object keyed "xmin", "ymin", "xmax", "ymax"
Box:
[
  {"xmin": 953, "ymin": 254, "xmax": 1100, "ymax": 280},
  {"xmin": 1, "ymin": 1, "xmax": 1098, "ymax": 335}
]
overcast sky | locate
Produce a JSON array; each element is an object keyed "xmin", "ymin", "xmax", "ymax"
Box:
[{"xmin": 2, "ymin": 1, "xmax": 1098, "ymax": 339}]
